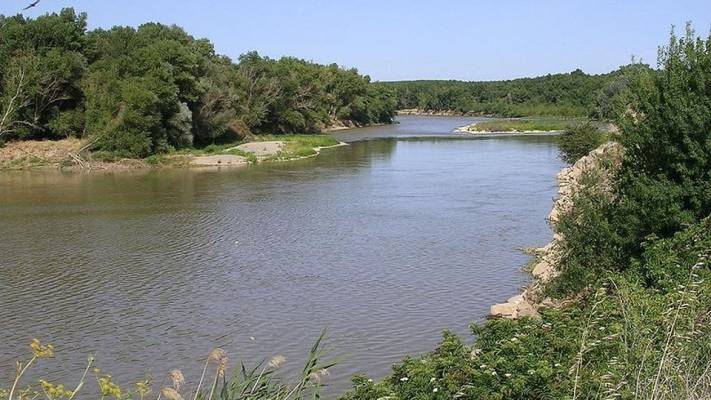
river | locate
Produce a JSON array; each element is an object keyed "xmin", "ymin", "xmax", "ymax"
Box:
[{"xmin": 0, "ymin": 116, "xmax": 565, "ymax": 395}]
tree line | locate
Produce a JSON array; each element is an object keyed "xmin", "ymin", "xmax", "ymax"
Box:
[
  {"xmin": 378, "ymin": 64, "xmax": 650, "ymax": 119},
  {"xmin": 0, "ymin": 8, "xmax": 397, "ymax": 157}
]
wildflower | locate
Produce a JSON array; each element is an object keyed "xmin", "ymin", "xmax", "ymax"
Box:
[
  {"xmin": 491, "ymin": 371, "xmax": 497, "ymax": 376},
  {"xmin": 38, "ymin": 380, "xmax": 72, "ymax": 399},
  {"xmin": 169, "ymin": 369, "xmax": 185, "ymax": 390},
  {"xmin": 554, "ymin": 363, "xmax": 561, "ymax": 367},
  {"xmin": 368, "ymin": 379, "xmax": 373, "ymax": 383},
  {"xmin": 268, "ymin": 355, "xmax": 286, "ymax": 369},
  {"xmin": 30, "ymin": 339, "xmax": 54, "ymax": 358},
  {"xmin": 399, "ymin": 377, "xmax": 409, "ymax": 382},
  {"xmin": 97, "ymin": 375, "xmax": 122, "ymax": 399},
  {"xmin": 504, "ymin": 373, "xmax": 512, "ymax": 378},
  {"xmin": 135, "ymin": 380, "xmax": 151, "ymax": 399},
  {"xmin": 209, "ymin": 349, "xmax": 229, "ymax": 378},
  {"xmin": 209, "ymin": 348, "xmax": 227, "ymax": 363},
  {"xmin": 433, "ymin": 388, "xmax": 439, "ymax": 393},
  {"xmin": 479, "ymin": 364, "xmax": 487, "ymax": 369},
  {"xmin": 161, "ymin": 387, "xmax": 183, "ymax": 400},
  {"xmin": 430, "ymin": 377, "xmax": 436, "ymax": 383},
  {"xmin": 470, "ymin": 348, "xmax": 482, "ymax": 359}
]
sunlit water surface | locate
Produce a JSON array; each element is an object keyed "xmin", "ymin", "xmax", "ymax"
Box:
[{"xmin": 0, "ymin": 116, "xmax": 565, "ymax": 394}]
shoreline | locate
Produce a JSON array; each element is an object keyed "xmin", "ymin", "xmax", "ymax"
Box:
[
  {"xmin": 454, "ymin": 121, "xmax": 566, "ymax": 136},
  {"xmin": 0, "ymin": 137, "xmax": 349, "ymax": 172},
  {"xmin": 488, "ymin": 141, "xmax": 623, "ymax": 319}
]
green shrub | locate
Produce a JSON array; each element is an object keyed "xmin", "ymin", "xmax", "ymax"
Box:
[
  {"xmin": 558, "ymin": 122, "xmax": 607, "ymax": 164},
  {"xmin": 340, "ymin": 218, "xmax": 711, "ymax": 399},
  {"xmin": 611, "ymin": 25, "xmax": 711, "ymax": 259}
]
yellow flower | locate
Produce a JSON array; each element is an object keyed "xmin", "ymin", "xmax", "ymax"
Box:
[
  {"xmin": 30, "ymin": 339, "xmax": 54, "ymax": 358},
  {"xmin": 38, "ymin": 380, "xmax": 72, "ymax": 399},
  {"xmin": 97, "ymin": 375, "xmax": 122, "ymax": 399},
  {"xmin": 135, "ymin": 379, "xmax": 151, "ymax": 399}
]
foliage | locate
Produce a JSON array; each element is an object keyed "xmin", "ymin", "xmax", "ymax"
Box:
[
  {"xmin": 0, "ymin": 8, "xmax": 396, "ymax": 158},
  {"xmin": 611, "ymin": 24, "xmax": 711, "ymax": 259},
  {"xmin": 340, "ymin": 25, "xmax": 711, "ymax": 400},
  {"xmin": 340, "ymin": 218, "xmax": 711, "ymax": 399},
  {"xmin": 260, "ymin": 134, "xmax": 340, "ymax": 160},
  {"xmin": 557, "ymin": 122, "xmax": 608, "ymax": 164},
  {"xmin": 0, "ymin": 333, "xmax": 335, "ymax": 400},
  {"xmin": 378, "ymin": 67, "xmax": 650, "ymax": 117}
]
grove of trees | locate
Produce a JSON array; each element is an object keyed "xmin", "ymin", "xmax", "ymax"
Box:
[
  {"xmin": 0, "ymin": 8, "xmax": 397, "ymax": 157},
  {"xmin": 379, "ymin": 65, "xmax": 651, "ymax": 119}
]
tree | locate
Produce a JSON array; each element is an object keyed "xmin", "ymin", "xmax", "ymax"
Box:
[
  {"xmin": 612, "ymin": 24, "xmax": 711, "ymax": 258},
  {"xmin": 0, "ymin": 61, "xmax": 31, "ymax": 138}
]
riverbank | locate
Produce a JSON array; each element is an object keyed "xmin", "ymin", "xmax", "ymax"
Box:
[
  {"xmin": 0, "ymin": 135, "xmax": 345, "ymax": 171},
  {"xmin": 488, "ymin": 140, "xmax": 624, "ymax": 319}
]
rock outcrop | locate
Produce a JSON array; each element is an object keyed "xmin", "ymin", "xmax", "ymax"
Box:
[{"xmin": 488, "ymin": 141, "xmax": 623, "ymax": 319}]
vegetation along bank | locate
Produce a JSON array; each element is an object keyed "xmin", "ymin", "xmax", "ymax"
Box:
[
  {"xmin": 0, "ymin": 8, "xmax": 396, "ymax": 168},
  {"xmin": 1, "ymin": 7, "xmax": 710, "ymax": 400},
  {"xmin": 339, "ymin": 26, "xmax": 711, "ymax": 400}
]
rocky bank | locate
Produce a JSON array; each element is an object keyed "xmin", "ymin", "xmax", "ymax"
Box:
[{"xmin": 489, "ymin": 141, "xmax": 624, "ymax": 319}]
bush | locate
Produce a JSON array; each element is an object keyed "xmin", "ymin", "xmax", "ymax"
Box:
[
  {"xmin": 610, "ymin": 25, "xmax": 711, "ymax": 259},
  {"xmin": 558, "ymin": 122, "xmax": 606, "ymax": 164},
  {"xmin": 340, "ymin": 218, "xmax": 711, "ymax": 399}
]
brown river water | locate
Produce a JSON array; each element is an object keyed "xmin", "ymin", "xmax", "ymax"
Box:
[{"xmin": 0, "ymin": 116, "xmax": 565, "ymax": 395}]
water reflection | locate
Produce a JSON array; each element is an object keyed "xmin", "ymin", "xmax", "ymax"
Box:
[{"xmin": 0, "ymin": 117, "xmax": 564, "ymax": 394}]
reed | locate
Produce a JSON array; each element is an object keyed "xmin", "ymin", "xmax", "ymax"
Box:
[{"xmin": 0, "ymin": 331, "xmax": 334, "ymax": 400}]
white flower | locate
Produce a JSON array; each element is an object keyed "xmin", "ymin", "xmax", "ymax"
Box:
[
  {"xmin": 430, "ymin": 377, "xmax": 436, "ymax": 383},
  {"xmin": 554, "ymin": 363, "xmax": 562, "ymax": 367},
  {"xmin": 400, "ymin": 377, "xmax": 409, "ymax": 382},
  {"xmin": 491, "ymin": 371, "xmax": 497, "ymax": 376},
  {"xmin": 504, "ymin": 373, "xmax": 512, "ymax": 378},
  {"xmin": 433, "ymin": 388, "xmax": 439, "ymax": 393}
]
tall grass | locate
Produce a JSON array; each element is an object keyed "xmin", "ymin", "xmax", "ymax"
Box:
[{"xmin": 0, "ymin": 332, "xmax": 335, "ymax": 400}]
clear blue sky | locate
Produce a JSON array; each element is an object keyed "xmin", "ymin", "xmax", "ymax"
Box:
[{"xmin": 3, "ymin": 0, "xmax": 710, "ymax": 81}]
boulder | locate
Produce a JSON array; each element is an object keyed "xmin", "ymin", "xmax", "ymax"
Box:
[{"xmin": 489, "ymin": 303, "xmax": 518, "ymax": 319}]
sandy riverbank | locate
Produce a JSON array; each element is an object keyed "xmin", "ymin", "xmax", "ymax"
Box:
[
  {"xmin": 0, "ymin": 137, "xmax": 347, "ymax": 171},
  {"xmin": 454, "ymin": 122, "xmax": 564, "ymax": 136}
]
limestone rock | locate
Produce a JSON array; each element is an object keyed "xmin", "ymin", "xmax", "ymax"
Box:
[{"xmin": 489, "ymin": 303, "xmax": 518, "ymax": 319}]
